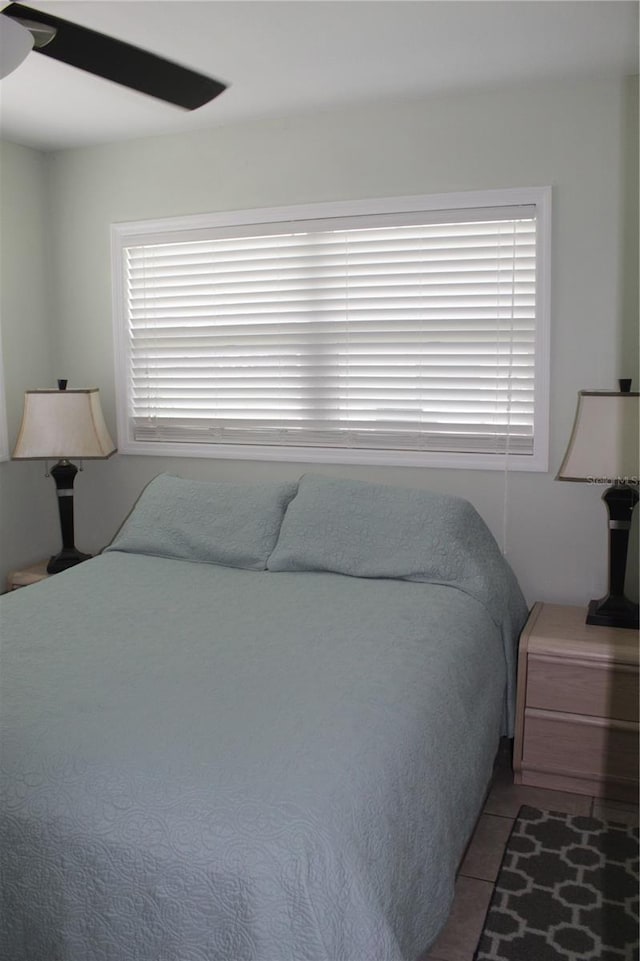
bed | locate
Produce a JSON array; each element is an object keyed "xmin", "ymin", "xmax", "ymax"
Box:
[{"xmin": 0, "ymin": 473, "xmax": 528, "ymax": 961}]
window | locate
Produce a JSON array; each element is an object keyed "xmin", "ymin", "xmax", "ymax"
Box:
[{"xmin": 112, "ymin": 188, "xmax": 550, "ymax": 470}]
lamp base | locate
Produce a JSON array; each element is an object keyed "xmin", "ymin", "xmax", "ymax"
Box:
[
  {"xmin": 47, "ymin": 548, "xmax": 92, "ymax": 575},
  {"xmin": 586, "ymin": 596, "xmax": 639, "ymax": 630}
]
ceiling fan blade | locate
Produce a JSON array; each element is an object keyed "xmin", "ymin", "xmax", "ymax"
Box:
[{"xmin": 1, "ymin": 3, "xmax": 227, "ymax": 109}]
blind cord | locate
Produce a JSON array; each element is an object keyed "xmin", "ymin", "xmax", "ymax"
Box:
[{"xmin": 501, "ymin": 220, "xmax": 517, "ymax": 557}]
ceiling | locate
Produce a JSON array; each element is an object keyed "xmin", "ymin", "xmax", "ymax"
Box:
[{"xmin": 0, "ymin": 0, "xmax": 637, "ymax": 152}]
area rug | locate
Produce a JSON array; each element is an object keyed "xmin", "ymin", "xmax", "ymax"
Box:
[{"xmin": 473, "ymin": 804, "xmax": 639, "ymax": 961}]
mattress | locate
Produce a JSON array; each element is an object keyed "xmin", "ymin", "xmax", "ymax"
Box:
[{"xmin": 0, "ymin": 474, "xmax": 528, "ymax": 960}]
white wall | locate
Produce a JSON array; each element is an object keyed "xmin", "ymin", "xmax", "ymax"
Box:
[
  {"xmin": 2, "ymin": 75, "xmax": 638, "ymax": 603},
  {"xmin": 0, "ymin": 141, "xmax": 58, "ymax": 589}
]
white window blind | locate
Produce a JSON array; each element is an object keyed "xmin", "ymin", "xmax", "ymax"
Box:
[{"xmin": 113, "ymin": 190, "xmax": 549, "ymax": 467}]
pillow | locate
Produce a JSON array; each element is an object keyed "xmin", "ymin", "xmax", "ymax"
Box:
[
  {"xmin": 267, "ymin": 473, "xmax": 525, "ymax": 627},
  {"xmin": 106, "ymin": 474, "xmax": 298, "ymax": 571}
]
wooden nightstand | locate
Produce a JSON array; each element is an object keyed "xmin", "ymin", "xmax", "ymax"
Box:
[
  {"xmin": 7, "ymin": 561, "xmax": 50, "ymax": 592},
  {"xmin": 514, "ymin": 602, "xmax": 639, "ymax": 803}
]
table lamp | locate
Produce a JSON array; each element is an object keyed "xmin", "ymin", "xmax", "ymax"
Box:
[
  {"xmin": 13, "ymin": 381, "xmax": 116, "ymax": 573},
  {"xmin": 556, "ymin": 382, "xmax": 639, "ymax": 629}
]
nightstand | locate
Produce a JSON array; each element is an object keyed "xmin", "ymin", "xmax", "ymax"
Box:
[
  {"xmin": 513, "ymin": 602, "xmax": 639, "ymax": 803},
  {"xmin": 7, "ymin": 561, "xmax": 50, "ymax": 592}
]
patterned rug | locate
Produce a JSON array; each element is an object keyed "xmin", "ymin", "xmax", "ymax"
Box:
[{"xmin": 473, "ymin": 804, "xmax": 639, "ymax": 961}]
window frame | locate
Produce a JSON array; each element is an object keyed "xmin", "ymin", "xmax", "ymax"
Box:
[
  {"xmin": 0, "ymin": 331, "xmax": 9, "ymax": 463},
  {"xmin": 111, "ymin": 186, "xmax": 551, "ymax": 471}
]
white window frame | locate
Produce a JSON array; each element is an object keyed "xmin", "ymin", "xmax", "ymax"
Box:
[
  {"xmin": 111, "ymin": 187, "xmax": 551, "ymax": 471},
  {"xmin": 0, "ymin": 332, "xmax": 9, "ymax": 462}
]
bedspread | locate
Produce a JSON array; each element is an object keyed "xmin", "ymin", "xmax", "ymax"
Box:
[{"xmin": 1, "ymin": 551, "xmax": 518, "ymax": 961}]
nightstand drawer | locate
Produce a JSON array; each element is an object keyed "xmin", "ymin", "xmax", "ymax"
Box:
[
  {"xmin": 527, "ymin": 654, "xmax": 639, "ymax": 722},
  {"xmin": 523, "ymin": 709, "xmax": 639, "ymax": 784}
]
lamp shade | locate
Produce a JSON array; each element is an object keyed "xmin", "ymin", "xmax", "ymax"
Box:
[
  {"xmin": 0, "ymin": 16, "xmax": 33, "ymax": 79},
  {"xmin": 13, "ymin": 388, "xmax": 116, "ymax": 460},
  {"xmin": 556, "ymin": 390, "xmax": 639, "ymax": 484}
]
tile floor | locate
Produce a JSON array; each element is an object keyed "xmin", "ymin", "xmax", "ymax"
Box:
[{"xmin": 420, "ymin": 741, "xmax": 639, "ymax": 961}]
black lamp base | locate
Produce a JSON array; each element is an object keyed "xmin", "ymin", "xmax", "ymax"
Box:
[
  {"xmin": 47, "ymin": 548, "xmax": 92, "ymax": 575},
  {"xmin": 48, "ymin": 459, "xmax": 91, "ymax": 574},
  {"xmin": 587, "ymin": 596, "xmax": 639, "ymax": 630},
  {"xmin": 586, "ymin": 484, "xmax": 639, "ymax": 630}
]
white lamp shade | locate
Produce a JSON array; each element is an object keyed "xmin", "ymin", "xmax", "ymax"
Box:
[
  {"xmin": 557, "ymin": 391, "xmax": 639, "ymax": 483},
  {"xmin": 0, "ymin": 16, "xmax": 33, "ymax": 79},
  {"xmin": 13, "ymin": 388, "xmax": 116, "ymax": 460}
]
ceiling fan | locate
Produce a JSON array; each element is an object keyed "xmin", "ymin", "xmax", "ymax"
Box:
[{"xmin": 0, "ymin": 2, "xmax": 227, "ymax": 109}]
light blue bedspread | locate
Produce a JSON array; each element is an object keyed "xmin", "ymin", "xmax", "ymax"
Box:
[{"xmin": 1, "ymin": 551, "xmax": 523, "ymax": 961}]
